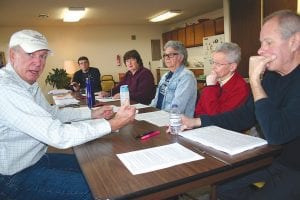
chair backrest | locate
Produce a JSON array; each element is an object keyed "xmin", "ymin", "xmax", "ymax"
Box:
[{"xmin": 101, "ymin": 75, "xmax": 115, "ymax": 92}]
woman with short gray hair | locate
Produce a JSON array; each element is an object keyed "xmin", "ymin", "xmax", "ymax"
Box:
[{"xmin": 150, "ymin": 40, "xmax": 197, "ymax": 117}]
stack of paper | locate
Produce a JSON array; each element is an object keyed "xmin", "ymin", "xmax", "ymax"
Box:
[
  {"xmin": 179, "ymin": 126, "xmax": 267, "ymax": 155},
  {"xmin": 52, "ymin": 93, "xmax": 80, "ymax": 107},
  {"xmin": 95, "ymin": 96, "xmax": 120, "ymax": 102},
  {"xmin": 117, "ymin": 143, "xmax": 204, "ymax": 175},
  {"xmin": 48, "ymin": 89, "xmax": 71, "ymax": 95},
  {"xmin": 135, "ymin": 110, "xmax": 169, "ymax": 127}
]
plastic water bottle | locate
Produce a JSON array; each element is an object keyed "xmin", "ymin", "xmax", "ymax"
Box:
[
  {"xmin": 169, "ymin": 104, "xmax": 182, "ymax": 135},
  {"xmin": 86, "ymin": 77, "xmax": 95, "ymax": 109},
  {"xmin": 120, "ymin": 85, "xmax": 130, "ymax": 106}
]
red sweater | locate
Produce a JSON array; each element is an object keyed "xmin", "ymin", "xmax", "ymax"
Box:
[{"xmin": 195, "ymin": 72, "xmax": 249, "ymax": 116}]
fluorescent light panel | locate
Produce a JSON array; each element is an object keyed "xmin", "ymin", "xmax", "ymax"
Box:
[
  {"xmin": 63, "ymin": 7, "xmax": 86, "ymax": 22},
  {"xmin": 150, "ymin": 10, "xmax": 182, "ymax": 22}
]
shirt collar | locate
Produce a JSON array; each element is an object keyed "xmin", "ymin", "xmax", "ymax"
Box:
[{"xmin": 219, "ymin": 72, "xmax": 234, "ymax": 87}]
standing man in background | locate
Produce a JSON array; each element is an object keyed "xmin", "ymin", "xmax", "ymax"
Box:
[{"xmin": 71, "ymin": 56, "xmax": 102, "ymax": 92}]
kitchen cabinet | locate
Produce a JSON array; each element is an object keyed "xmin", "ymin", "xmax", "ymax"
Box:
[
  {"xmin": 194, "ymin": 22, "xmax": 205, "ymax": 46},
  {"xmin": 171, "ymin": 30, "xmax": 178, "ymax": 41},
  {"xmin": 215, "ymin": 17, "xmax": 224, "ymax": 34},
  {"xmin": 162, "ymin": 32, "xmax": 172, "ymax": 47},
  {"xmin": 185, "ymin": 25, "xmax": 195, "ymax": 47},
  {"xmin": 162, "ymin": 17, "xmax": 224, "ymax": 47},
  {"xmin": 177, "ymin": 28, "xmax": 186, "ymax": 45},
  {"xmin": 203, "ymin": 19, "xmax": 216, "ymax": 37}
]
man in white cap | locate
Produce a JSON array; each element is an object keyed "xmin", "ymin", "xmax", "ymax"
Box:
[{"xmin": 0, "ymin": 29, "xmax": 136, "ymax": 199}]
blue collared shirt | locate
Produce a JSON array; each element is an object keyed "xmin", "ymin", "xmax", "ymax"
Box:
[{"xmin": 150, "ymin": 65, "xmax": 197, "ymax": 117}]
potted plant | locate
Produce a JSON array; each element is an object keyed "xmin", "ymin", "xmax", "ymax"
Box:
[{"xmin": 45, "ymin": 68, "xmax": 71, "ymax": 89}]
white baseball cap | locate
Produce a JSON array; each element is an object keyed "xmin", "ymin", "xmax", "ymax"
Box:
[{"xmin": 9, "ymin": 29, "xmax": 52, "ymax": 53}]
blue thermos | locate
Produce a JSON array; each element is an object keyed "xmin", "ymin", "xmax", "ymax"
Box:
[{"xmin": 86, "ymin": 77, "xmax": 95, "ymax": 108}]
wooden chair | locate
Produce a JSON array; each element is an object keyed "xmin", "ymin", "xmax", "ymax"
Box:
[{"xmin": 101, "ymin": 75, "xmax": 115, "ymax": 92}]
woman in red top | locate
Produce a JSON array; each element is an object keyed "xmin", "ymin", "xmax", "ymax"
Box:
[{"xmin": 195, "ymin": 42, "xmax": 249, "ymax": 116}]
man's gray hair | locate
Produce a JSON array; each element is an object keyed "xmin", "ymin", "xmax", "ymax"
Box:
[
  {"xmin": 264, "ymin": 10, "xmax": 300, "ymax": 40},
  {"xmin": 214, "ymin": 42, "xmax": 241, "ymax": 64},
  {"xmin": 164, "ymin": 40, "xmax": 188, "ymax": 65}
]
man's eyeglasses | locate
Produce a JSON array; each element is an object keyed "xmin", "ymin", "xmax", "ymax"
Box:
[
  {"xmin": 210, "ymin": 60, "xmax": 232, "ymax": 66},
  {"xmin": 162, "ymin": 53, "xmax": 179, "ymax": 59}
]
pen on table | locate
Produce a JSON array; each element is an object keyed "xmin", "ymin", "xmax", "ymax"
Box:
[
  {"xmin": 136, "ymin": 130, "xmax": 155, "ymax": 138},
  {"xmin": 140, "ymin": 131, "xmax": 160, "ymax": 140}
]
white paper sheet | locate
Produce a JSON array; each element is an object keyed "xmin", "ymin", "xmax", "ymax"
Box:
[
  {"xmin": 96, "ymin": 97, "xmax": 120, "ymax": 102},
  {"xmin": 117, "ymin": 143, "xmax": 204, "ymax": 175},
  {"xmin": 52, "ymin": 94, "xmax": 79, "ymax": 107},
  {"xmin": 111, "ymin": 103, "xmax": 148, "ymax": 113},
  {"xmin": 135, "ymin": 110, "xmax": 169, "ymax": 127},
  {"xmin": 53, "ymin": 98, "xmax": 80, "ymax": 107},
  {"xmin": 179, "ymin": 126, "xmax": 268, "ymax": 155},
  {"xmin": 48, "ymin": 89, "xmax": 71, "ymax": 95}
]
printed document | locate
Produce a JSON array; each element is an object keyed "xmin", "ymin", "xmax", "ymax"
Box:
[
  {"xmin": 135, "ymin": 110, "xmax": 169, "ymax": 127},
  {"xmin": 52, "ymin": 94, "xmax": 80, "ymax": 107},
  {"xmin": 48, "ymin": 89, "xmax": 71, "ymax": 95},
  {"xmin": 117, "ymin": 143, "xmax": 204, "ymax": 175},
  {"xmin": 179, "ymin": 126, "xmax": 267, "ymax": 155}
]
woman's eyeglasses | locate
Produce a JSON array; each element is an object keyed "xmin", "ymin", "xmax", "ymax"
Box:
[{"xmin": 162, "ymin": 53, "xmax": 179, "ymax": 59}]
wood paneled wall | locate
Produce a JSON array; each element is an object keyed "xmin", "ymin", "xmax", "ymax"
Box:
[
  {"xmin": 230, "ymin": 0, "xmax": 298, "ymax": 78},
  {"xmin": 230, "ymin": 0, "xmax": 261, "ymax": 78}
]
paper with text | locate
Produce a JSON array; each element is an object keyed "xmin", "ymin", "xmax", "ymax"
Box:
[
  {"xmin": 179, "ymin": 126, "xmax": 267, "ymax": 155},
  {"xmin": 135, "ymin": 110, "xmax": 169, "ymax": 127},
  {"xmin": 52, "ymin": 94, "xmax": 80, "ymax": 107},
  {"xmin": 117, "ymin": 143, "xmax": 204, "ymax": 175},
  {"xmin": 48, "ymin": 89, "xmax": 71, "ymax": 95}
]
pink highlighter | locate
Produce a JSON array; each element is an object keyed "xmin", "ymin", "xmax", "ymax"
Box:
[{"xmin": 140, "ymin": 131, "xmax": 160, "ymax": 140}]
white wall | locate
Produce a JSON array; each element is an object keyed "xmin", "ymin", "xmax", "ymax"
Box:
[
  {"xmin": 0, "ymin": 25, "xmax": 163, "ymax": 98},
  {"xmin": 0, "ymin": 5, "xmax": 227, "ymax": 100}
]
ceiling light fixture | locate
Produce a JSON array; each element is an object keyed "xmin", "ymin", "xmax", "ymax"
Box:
[
  {"xmin": 149, "ymin": 10, "xmax": 182, "ymax": 22},
  {"xmin": 63, "ymin": 7, "xmax": 86, "ymax": 22}
]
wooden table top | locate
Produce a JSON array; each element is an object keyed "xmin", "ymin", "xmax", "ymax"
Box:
[{"xmin": 73, "ymin": 108, "xmax": 281, "ymax": 200}]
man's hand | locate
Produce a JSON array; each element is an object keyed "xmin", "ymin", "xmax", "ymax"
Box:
[
  {"xmin": 249, "ymin": 55, "xmax": 276, "ymax": 84},
  {"xmin": 108, "ymin": 102, "xmax": 136, "ymax": 131},
  {"xmin": 181, "ymin": 115, "xmax": 202, "ymax": 130},
  {"xmin": 113, "ymin": 93, "xmax": 120, "ymax": 99},
  {"xmin": 70, "ymin": 82, "xmax": 80, "ymax": 92},
  {"xmin": 206, "ymin": 70, "xmax": 218, "ymax": 86},
  {"xmin": 97, "ymin": 91, "xmax": 109, "ymax": 98},
  {"xmin": 249, "ymin": 55, "xmax": 276, "ymax": 101},
  {"xmin": 91, "ymin": 105, "xmax": 114, "ymax": 120}
]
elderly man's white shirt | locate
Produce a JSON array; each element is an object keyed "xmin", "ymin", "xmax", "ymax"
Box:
[{"xmin": 0, "ymin": 64, "xmax": 111, "ymax": 175}]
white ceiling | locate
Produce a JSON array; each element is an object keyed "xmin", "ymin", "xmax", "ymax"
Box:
[{"xmin": 0, "ymin": 0, "xmax": 223, "ymax": 26}]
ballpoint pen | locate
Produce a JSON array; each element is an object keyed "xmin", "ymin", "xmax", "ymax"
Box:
[{"xmin": 140, "ymin": 130, "xmax": 160, "ymax": 140}]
